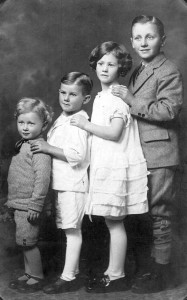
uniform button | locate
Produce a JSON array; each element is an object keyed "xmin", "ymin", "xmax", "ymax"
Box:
[
  {"xmin": 138, "ymin": 113, "xmax": 141, "ymax": 116},
  {"xmin": 142, "ymin": 114, "xmax": 145, "ymax": 117}
]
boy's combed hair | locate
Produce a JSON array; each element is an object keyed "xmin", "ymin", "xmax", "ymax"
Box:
[
  {"xmin": 89, "ymin": 41, "xmax": 132, "ymax": 77},
  {"xmin": 131, "ymin": 15, "xmax": 165, "ymax": 38},
  {"xmin": 14, "ymin": 98, "xmax": 54, "ymax": 125},
  {"xmin": 61, "ymin": 72, "xmax": 93, "ymax": 95}
]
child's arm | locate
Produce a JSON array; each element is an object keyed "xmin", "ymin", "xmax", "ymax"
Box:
[
  {"xmin": 31, "ymin": 126, "xmax": 89, "ymax": 167},
  {"xmin": 112, "ymin": 70, "xmax": 183, "ymax": 122},
  {"xmin": 70, "ymin": 115, "xmax": 124, "ymax": 141},
  {"xmin": 30, "ymin": 140, "xmax": 68, "ymax": 162}
]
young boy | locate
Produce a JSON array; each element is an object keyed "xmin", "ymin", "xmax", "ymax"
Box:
[
  {"xmin": 6, "ymin": 98, "xmax": 53, "ymax": 293},
  {"xmin": 30, "ymin": 72, "xmax": 92, "ymax": 294},
  {"xmin": 112, "ymin": 15, "xmax": 183, "ymax": 293}
]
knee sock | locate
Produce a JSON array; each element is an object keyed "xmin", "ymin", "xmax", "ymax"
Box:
[
  {"xmin": 61, "ymin": 228, "xmax": 82, "ymax": 281},
  {"xmin": 23, "ymin": 246, "xmax": 44, "ymax": 284},
  {"xmin": 105, "ymin": 219, "xmax": 127, "ymax": 280}
]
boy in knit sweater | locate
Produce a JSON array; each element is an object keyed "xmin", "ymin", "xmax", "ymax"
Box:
[{"xmin": 6, "ymin": 98, "xmax": 53, "ymax": 293}]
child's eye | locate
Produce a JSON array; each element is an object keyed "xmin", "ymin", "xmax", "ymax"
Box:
[
  {"xmin": 71, "ymin": 93, "xmax": 77, "ymax": 97},
  {"xmin": 97, "ymin": 62, "xmax": 103, "ymax": 66},
  {"xmin": 28, "ymin": 122, "xmax": 35, "ymax": 126},
  {"xmin": 18, "ymin": 121, "xmax": 24, "ymax": 124},
  {"xmin": 59, "ymin": 90, "xmax": 65, "ymax": 95},
  {"xmin": 134, "ymin": 37, "xmax": 141, "ymax": 41},
  {"xmin": 147, "ymin": 36, "xmax": 154, "ymax": 40}
]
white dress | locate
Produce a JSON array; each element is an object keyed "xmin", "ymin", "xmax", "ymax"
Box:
[{"xmin": 86, "ymin": 90, "xmax": 149, "ymax": 217}]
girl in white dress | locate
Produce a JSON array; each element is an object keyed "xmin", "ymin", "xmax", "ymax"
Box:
[{"xmin": 71, "ymin": 41, "xmax": 149, "ymax": 293}]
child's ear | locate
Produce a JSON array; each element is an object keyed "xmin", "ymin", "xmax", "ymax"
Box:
[
  {"xmin": 161, "ymin": 35, "xmax": 166, "ymax": 47},
  {"xmin": 83, "ymin": 95, "xmax": 91, "ymax": 105},
  {"xmin": 42, "ymin": 121, "xmax": 48, "ymax": 132}
]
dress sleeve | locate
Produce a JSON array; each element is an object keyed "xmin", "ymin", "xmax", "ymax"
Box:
[
  {"xmin": 110, "ymin": 97, "xmax": 131, "ymax": 127},
  {"xmin": 28, "ymin": 153, "xmax": 51, "ymax": 212}
]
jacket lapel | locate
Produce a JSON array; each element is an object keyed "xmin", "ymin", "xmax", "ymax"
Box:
[{"xmin": 129, "ymin": 52, "xmax": 167, "ymax": 95}]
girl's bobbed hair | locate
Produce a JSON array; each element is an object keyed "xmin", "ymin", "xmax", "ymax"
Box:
[
  {"xmin": 61, "ymin": 72, "xmax": 93, "ymax": 95},
  {"xmin": 89, "ymin": 41, "xmax": 132, "ymax": 77},
  {"xmin": 14, "ymin": 97, "xmax": 54, "ymax": 126}
]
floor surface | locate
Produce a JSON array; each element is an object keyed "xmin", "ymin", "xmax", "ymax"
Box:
[{"xmin": 1, "ymin": 217, "xmax": 187, "ymax": 300}]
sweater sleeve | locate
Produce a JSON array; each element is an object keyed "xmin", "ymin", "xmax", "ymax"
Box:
[{"xmin": 28, "ymin": 153, "xmax": 51, "ymax": 212}]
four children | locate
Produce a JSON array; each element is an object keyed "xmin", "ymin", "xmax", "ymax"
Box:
[{"xmin": 5, "ymin": 14, "xmax": 183, "ymax": 295}]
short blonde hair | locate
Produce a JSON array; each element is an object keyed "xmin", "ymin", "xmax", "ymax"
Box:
[{"xmin": 14, "ymin": 97, "xmax": 53, "ymax": 126}]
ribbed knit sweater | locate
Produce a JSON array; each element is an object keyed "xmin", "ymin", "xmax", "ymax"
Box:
[{"xmin": 6, "ymin": 137, "xmax": 51, "ymax": 212}]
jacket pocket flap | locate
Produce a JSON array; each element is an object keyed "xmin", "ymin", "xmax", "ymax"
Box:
[{"xmin": 142, "ymin": 129, "xmax": 169, "ymax": 142}]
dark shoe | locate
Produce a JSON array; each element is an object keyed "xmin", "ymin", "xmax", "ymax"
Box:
[
  {"xmin": 9, "ymin": 273, "xmax": 31, "ymax": 289},
  {"xmin": 131, "ymin": 272, "xmax": 163, "ymax": 294},
  {"xmin": 43, "ymin": 277, "xmax": 82, "ymax": 294},
  {"xmin": 86, "ymin": 275, "xmax": 130, "ymax": 293},
  {"xmin": 86, "ymin": 273, "xmax": 98, "ymax": 292},
  {"xmin": 17, "ymin": 276, "xmax": 44, "ymax": 293},
  {"xmin": 132, "ymin": 262, "xmax": 179, "ymax": 294}
]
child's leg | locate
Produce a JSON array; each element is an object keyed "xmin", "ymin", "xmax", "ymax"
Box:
[
  {"xmin": 61, "ymin": 228, "xmax": 82, "ymax": 281},
  {"xmin": 23, "ymin": 251, "xmax": 31, "ymax": 275},
  {"xmin": 23, "ymin": 246, "xmax": 44, "ymax": 284},
  {"xmin": 105, "ymin": 218, "xmax": 127, "ymax": 280}
]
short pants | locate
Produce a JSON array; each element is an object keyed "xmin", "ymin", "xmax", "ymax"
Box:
[
  {"xmin": 55, "ymin": 191, "xmax": 86, "ymax": 229},
  {"xmin": 14, "ymin": 210, "xmax": 40, "ymax": 247}
]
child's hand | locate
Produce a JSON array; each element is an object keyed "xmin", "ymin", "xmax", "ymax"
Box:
[
  {"xmin": 70, "ymin": 115, "xmax": 88, "ymax": 130},
  {"xmin": 112, "ymin": 85, "xmax": 134, "ymax": 106},
  {"xmin": 112, "ymin": 85, "xmax": 128, "ymax": 100},
  {"xmin": 30, "ymin": 140, "xmax": 49, "ymax": 154},
  {"xmin": 27, "ymin": 209, "xmax": 40, "ymax": 224}
]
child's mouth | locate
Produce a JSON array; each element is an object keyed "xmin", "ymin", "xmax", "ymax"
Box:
[
  {"xmin": 140, "ymin": 49, "xmax": 150, "ymax": 53},
  {"xmin": 22, "ymin": 133, "xmax": 30, "ymax": 137}
]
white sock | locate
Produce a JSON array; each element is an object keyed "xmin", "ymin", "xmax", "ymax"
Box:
[
  {"xmin": 61, "ymin": 228, "xmax": 82, "ymax": 281},
  {"xmin": 105, "ymin": 219, "xmax": 127, "ymax": 281}
]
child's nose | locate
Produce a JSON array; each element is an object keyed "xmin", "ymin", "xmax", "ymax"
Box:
[
  {"xmin": 64, "ymin": 94, "xmax": 69, "ymax": 101},
  {"xmin": 23, "ymin": 124, "xmax": 28, "ymax": 130},
  {"xmin": 141, "ymin": 38, "xmax": 148, "ymax": 46},
  {"xmin": 103, "ymin": 64, "xmax": 108, "ymax": 72}
]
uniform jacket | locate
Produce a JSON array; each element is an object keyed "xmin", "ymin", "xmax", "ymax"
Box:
[{"xmin": 129, "ymin": 52, "xmax": 183, "ymax": 169}]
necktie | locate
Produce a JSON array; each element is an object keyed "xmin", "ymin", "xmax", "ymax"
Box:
[
  {"xmin": 133, "ymin": 64, "xmax": 145, "ymax": 84},
  {"xmin": 15, "ymin": 139, "xmax": 29, "ymax": 153}
]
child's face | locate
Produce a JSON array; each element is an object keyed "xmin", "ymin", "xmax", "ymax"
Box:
[
  {"xmin": 131, "ymin": 22, "xmax": 165, "ymax": 63},
  {"xmin": 59, "ymin": 83, "xmax": 88, "ymax": 116},
  {"xmin": 17, "ymin": 112, "xmax": 44, "ymax": 140},
  {"xmin": 96, "ymin": 52, "xmax": 119, "ymax": 87}
]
